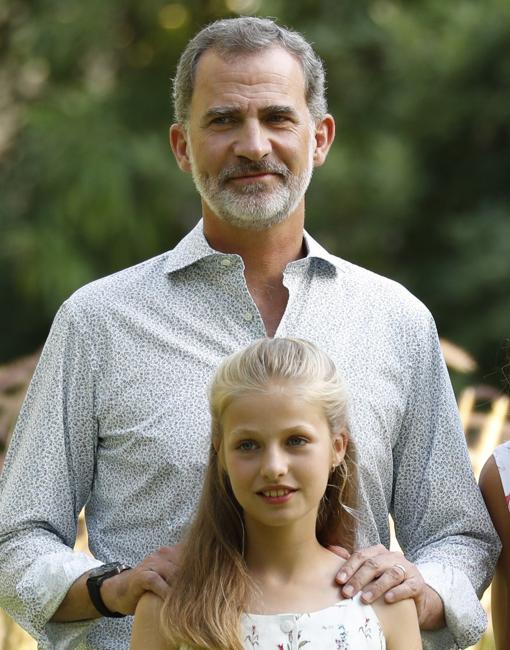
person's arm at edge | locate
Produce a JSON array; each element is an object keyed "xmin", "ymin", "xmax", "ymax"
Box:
[
  {"xmin": 0, "ymin": 299, "xmax": 102, "ymax": 640},
  {"xmin": 391, "ymin": 305, "xmax": 498, "ymax": 645},
  {"xmin": 373, "ymin": 597, "xmax": 422, "ymax": 650},
  {"xmin": 479, "ymin": 454, "xmax": 509, "ymax": 650},
  {"xmin": 130, "ymin": 592, "xmax": 172, "ymax": 650}
]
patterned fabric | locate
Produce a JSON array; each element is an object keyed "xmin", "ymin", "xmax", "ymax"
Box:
[
  {"xmin": 241, "ymin": 595, "xmax": 385, "ymax": 650},
  {"xmin": 0, "ymin": 219, "xmax": 498, "ymax": 650},
  {"xmin": 493, "ymin": 442, "xmax": 510, "ymax": 511},
  {"xmin": 181, "ymin": 594, "xmax": 385, "ymax": 650}
]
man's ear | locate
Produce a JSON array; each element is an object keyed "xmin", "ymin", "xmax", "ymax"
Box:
[
  {"xmin": 169, "ymin": 123, "xmax": 192, "ymax": 173},
  {"xmin": 313, "ymin": 113, "xmax": 335, "ymax": 168}
]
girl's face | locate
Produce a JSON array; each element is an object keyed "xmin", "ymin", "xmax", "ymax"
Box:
[{"xmin": 220, "ymin": 383, "xmax": 347, "ymax": 533}]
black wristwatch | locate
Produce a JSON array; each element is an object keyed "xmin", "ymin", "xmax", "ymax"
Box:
[{"xmin": 86, "ymin": 562, "xmax": 131, "ymax": 618}]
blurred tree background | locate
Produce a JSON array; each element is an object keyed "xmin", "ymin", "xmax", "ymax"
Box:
[{"xmin": 1, "ymin": 0, "xmax": 509, "ymax": 393}]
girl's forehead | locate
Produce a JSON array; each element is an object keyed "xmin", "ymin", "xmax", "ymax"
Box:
[{"xmin": 220, "ymin": 385, "xmax": 330, "ymax": 433}]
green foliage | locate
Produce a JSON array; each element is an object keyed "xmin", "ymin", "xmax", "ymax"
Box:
[{"xmin": 1, "ymin": 0, "xmax": 509, "ymax": 390}]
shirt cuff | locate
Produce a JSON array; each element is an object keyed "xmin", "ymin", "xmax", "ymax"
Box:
[
  {"xmin": 16, "ymin": 550, "xmax": 103, "ymax": 641},
  {"xmin": 417, "ymin": 561, "xmax": 487, "ymax": 648}
]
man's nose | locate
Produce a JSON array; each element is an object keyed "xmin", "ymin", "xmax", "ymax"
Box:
[
  {"xmin": 260, "ymin": 447, "xmax": 287, "ymax": 480},
  {"xmin": 232, "ymin": 119, "xmax": 271, "ymax": 160}
]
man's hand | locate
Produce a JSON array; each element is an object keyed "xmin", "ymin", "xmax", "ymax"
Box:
[
  {"xmin": 101, "ymin": 545, "xmax": 181, "ymax": 616},
  {"xmin": 330, "ymin": 544, "xmax": 445, "ymax": 631}
]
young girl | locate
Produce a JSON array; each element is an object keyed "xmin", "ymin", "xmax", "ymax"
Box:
[
  {"xmin": 130, "ymin": 338, "xmax": 421, "ymax": 649},
  {"xmin": 479, "ymin": 443, "xmax": 510, "ymax": 650}
]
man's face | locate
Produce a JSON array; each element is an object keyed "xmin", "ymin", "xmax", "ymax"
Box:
[{"xmin": 179, "ymin": 47, "xmax": 318, "ymax": 230}]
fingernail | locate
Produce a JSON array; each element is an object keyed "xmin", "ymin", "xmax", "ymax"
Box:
[
  {"xmin": 362, "ymin": 591, "xmax": 373, "ymax": 603},
  {"xmin": 343, "ymin": 585, "xmax": 354, "ymax": 597},
  {"xmin": 338, "ymin": 572, "xmax": 347, "ymax": 583},
  {"xmin": 386, "ymin": 591, "xmax": 395, "ymax": 602}
]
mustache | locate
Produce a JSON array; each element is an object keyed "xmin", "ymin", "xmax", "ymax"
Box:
[{"xmin": 218, "ymin": 160, "xmax": 289, "ymax": 183}]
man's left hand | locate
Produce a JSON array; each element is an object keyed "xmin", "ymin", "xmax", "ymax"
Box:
[{"xmin": 330, "ymin": 544, "xmax": 445, "ymax": 631}]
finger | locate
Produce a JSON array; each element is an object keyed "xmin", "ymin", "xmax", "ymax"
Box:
[
  {"xmin": 359, "ymin": 565, "xmax": 412, "ymax": 603},
  {"xmin": 384, "ymin": 578, "xmax": 422, "ymax": 604},
  {"xmin": 336, "ymin": 545, "xmax": 387, "ymax": 585},
  {"xmin": 142, "ymin": 570, "xmax": 172, "ymax": 602},
  {"xmin": 328, "ymin": 545, "xmax": 351, "ymax": 561},
  {"xmin": 341, "ymin": 552, "xmax": 390, "ymax": 597},
  {"xmin": 154, "ymin": 545, "xmax": 182, "ymax": 560},
  {"xmin": 142, "ymin": 562, "xmax": 177, "ymax": 585}
]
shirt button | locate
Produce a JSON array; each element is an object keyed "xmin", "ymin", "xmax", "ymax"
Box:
[
  {"xmin": 220, "ymin": 258, "xmax": 232, "ymax": 266},
  {"xmin": 280, "ymin": 619, "xmax": 294, "ymax": 634},
  {"xmin": 243, "ymin": 312, "xmax": 253, "ymax": 322}
]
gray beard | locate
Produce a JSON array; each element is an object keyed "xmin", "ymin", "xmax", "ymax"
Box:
[{"xmin": 189, "ymin": 153, "xmax": 314, "ymax": 231}]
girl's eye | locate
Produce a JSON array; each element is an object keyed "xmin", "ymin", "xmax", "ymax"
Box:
[
  {"xmin": 287, "ymin": 436, "xmax": 307, "ymax": 447},
  {"xmin": 238, "ymin": 440, "xmax": 257, "ymax": 452}
]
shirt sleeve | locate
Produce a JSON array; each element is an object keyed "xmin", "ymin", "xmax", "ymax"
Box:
[
  {"xmin": 0, "ymin": 300, "xmax": 103, "ymax": 644},
  {"xmin": 391, "ymin": 307, "xmax": 500, "ymax": 649}
]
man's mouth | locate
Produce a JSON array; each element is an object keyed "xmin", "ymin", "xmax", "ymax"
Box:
[{"xmin": 229, "ymin": 172, "xmax": 278, "ymax": 181}]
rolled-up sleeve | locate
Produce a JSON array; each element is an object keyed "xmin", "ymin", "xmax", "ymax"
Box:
[
  {"xmin": 392, "ymin": 308, "xmax": 500, "ymax": 649},
  {"xmin": 0, "ymin": 300, "xmax": 102, "ymax": 645}
]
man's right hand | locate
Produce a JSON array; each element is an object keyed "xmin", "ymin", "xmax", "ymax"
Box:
[{"xmin": 100, "ymin": 545, "xmax": 181, "ymax": 616}]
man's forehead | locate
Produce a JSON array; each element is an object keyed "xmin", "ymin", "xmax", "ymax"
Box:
[{"xmin": 191, "ymin": 47, "xmax": 307, "ymax": 112}]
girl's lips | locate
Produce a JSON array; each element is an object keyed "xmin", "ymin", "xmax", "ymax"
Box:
[{"xmin": 257, "ymin": 488, "xmax": 297, "ymax": 505}]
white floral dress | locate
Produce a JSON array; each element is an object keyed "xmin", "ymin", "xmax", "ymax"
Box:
[
  {"xmin": 241, "ymin": 593, "xmax": 385, "ymax": 650},
  {"xmin": 179, "ymin": 593, "xmax": 385, "ymax": 650},
  {"xmin": 493, "ymin": 441, "xmax": 510, "ymax": 511}
]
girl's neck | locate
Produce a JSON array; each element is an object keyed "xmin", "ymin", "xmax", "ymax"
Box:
[
  {"xmin": 243, "ymin": 518, "xmax": 346, "ymax": 614},
  {"xmin": 244, "ymin": 518, "xmax": 332, "ymax": 583}
]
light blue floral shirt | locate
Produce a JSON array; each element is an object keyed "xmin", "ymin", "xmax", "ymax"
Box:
[{"xmin": 0, "ymin": 220, "xmax": 498, "ymax": 649}]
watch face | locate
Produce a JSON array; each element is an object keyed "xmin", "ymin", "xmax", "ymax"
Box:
[{"xmin": 89, "ymin": 562, "xmax": 125, "ymax": 579}]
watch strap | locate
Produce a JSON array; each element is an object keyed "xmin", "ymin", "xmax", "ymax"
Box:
[{"xmin": 86, "ymin": 563, "xmax": 131, "ymax": 618}]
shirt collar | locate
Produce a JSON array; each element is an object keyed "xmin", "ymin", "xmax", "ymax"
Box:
[{"xmin": 163, "ymin": 219, "xmax": 345, "ymax": 274}]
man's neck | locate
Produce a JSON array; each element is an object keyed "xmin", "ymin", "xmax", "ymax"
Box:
[
  {"xmin": 203, "ymin": 209, "xmax": 307, "ymax": 336},
  {"xmin": 202, "ymin": 210, "xmax": 306, "ymax": 282}
]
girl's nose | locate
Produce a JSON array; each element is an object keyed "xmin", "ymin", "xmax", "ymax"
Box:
[{"xmin": 260, "ymin": 447, "xmax": 287, "ymax": 480}]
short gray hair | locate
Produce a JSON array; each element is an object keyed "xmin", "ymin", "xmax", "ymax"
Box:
[{"xmin": 172, "ymin": 16, "xmax": 328, "ymax": 125}]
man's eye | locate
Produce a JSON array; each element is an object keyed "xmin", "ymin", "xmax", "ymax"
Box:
[
  {"xmin": 210, "ymin": 116, "xmax": 234, "ymax": 125},
  {"xmin": 267, "ymin": 114, "xmax": 289, "ymax": 123},
  {"xmin": 287, "ymin": 436, "xmax": 307, "ymax": 447}
]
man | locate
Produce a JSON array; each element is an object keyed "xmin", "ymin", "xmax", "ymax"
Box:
[{"xmin": 0, "ymin": 16, "xmax": 498, "ymax": 650}]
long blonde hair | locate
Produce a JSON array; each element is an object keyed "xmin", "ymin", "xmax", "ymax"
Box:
[{"xmin": 161, "ymin": 338, "xmax": 358, "ymax": 650}]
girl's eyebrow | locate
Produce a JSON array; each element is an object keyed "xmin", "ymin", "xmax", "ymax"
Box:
[{"xmin": 227, "ymin": 427, "xmax": 259, "ymax": 438}]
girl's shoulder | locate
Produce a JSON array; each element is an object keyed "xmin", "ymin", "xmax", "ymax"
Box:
[
  {"xmin": 135, "ymin": 590, "xmax": 164, "ymax": 618},
  {"xmin": 131, "ymin": 593, "xmax": 168, "ymax": 650},
  {"xmin": 371, "ymin": 597, "xmax": 421, "ymax": 650}
]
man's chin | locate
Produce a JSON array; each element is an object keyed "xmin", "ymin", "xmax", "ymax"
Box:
[{"xmin": 216, "ymin": 211, "xmax": 289, "ymax": 231}]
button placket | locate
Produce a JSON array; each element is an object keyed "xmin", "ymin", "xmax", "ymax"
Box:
[{"xmin": 280, "ymin": 618, "xmax": 294, "ymax": 634}]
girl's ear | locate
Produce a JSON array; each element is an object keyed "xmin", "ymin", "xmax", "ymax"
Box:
[
  {"xmin": 331, "ymin": 429, "xmax": 349, "ymax": 466},
  {"xmin": 213, "ymin": 437, "xmax": 225, "ymax": 468}
]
